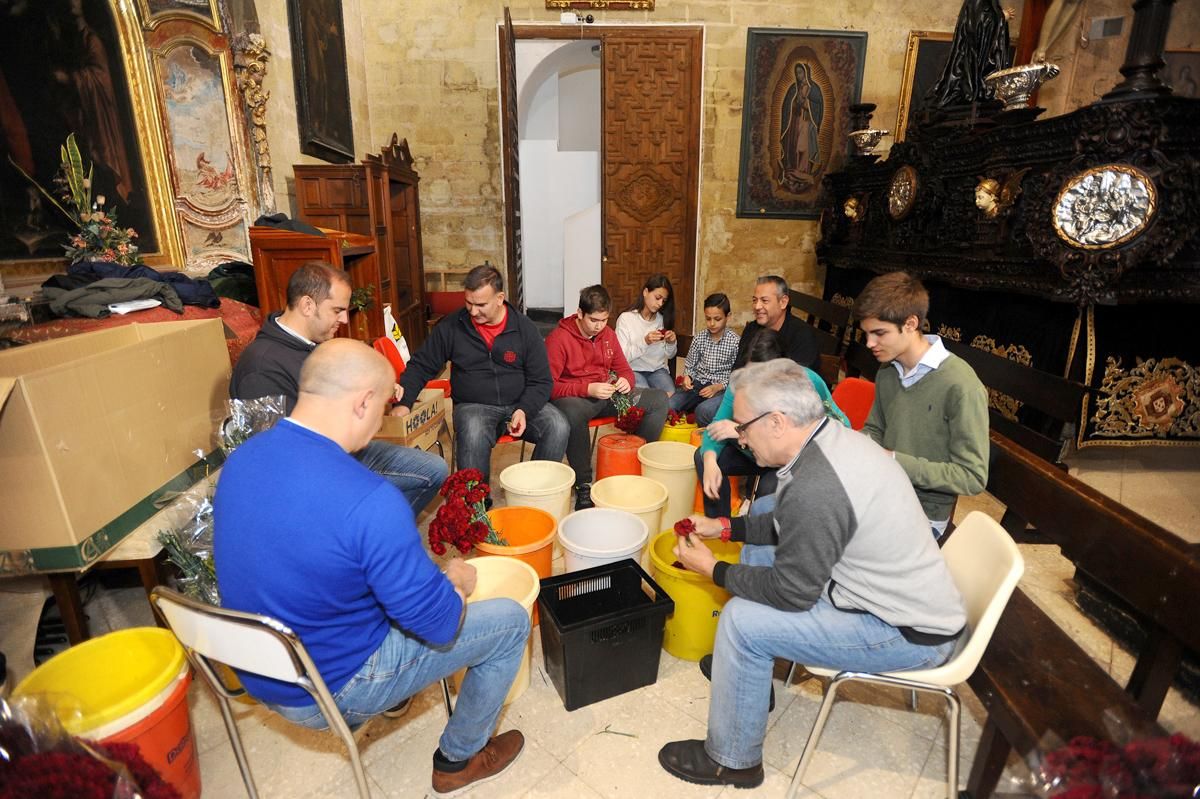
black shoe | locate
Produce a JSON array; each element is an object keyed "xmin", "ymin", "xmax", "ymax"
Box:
[
  {"xmin": 658, "ymin": 740, "xmax": 763, "ymax": 788},
  {"xmin": 699, "ymin": 654, "xmax": 774, "ymax": 712},
  {"xmin": 574, "ymin": 483, "xmax": 594, "ymax": 511},
  {"xmin": 382, "ymin": 696, "xmax": 413, "ymax": 718}
]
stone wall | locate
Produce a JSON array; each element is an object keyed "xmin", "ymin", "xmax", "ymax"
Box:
[{"xmin": 254, "ymin": 0, "xmax": 1028, "ymax": 328}]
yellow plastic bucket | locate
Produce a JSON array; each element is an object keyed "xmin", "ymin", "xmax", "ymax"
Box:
[
  {"xmin": 638, "ymin": 441, "xmax": 698, "ymax": 533},
  {"xmin": 590, "ymin": 475, "xmax": 668, "ymax": 554},
  {"xmin": 659, "ymin": 421, "xmax": 699, "ymax": 444},
  {"xmin": 14, "ymin": 627, "xmax": 200, "ymax": 799},
  {"xmin": 452, "ymin": 557, "xmax": 540, "ymax": 704},
  {"xmin": 498, "ymin": 460, "xmax": 576, "ymax": 522},
  {"xmin": 648, "ymin": 531, "xmax": 743, "ymax": 661}
]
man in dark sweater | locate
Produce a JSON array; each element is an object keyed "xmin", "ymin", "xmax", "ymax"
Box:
[
  {"xmin": 396, "ymin": 264, "xmax": 568, "ymax": 483},
  {"xmin": 694, "ymin": 275, "xmax": 819, "ymax": 425},
  {"xmin": 658, "ymin": 359, "xmax": 966, "ymax": 789},
  {"xmin": 229, "ymin": 262, "xmax": 448, "ymax": 513}
]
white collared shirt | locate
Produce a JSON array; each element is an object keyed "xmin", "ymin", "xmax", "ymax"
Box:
[
  {"xmin": 275, "ymin": 316, "xmax": 316, "ymax": 347},
  {"xmin": 891, "ymin": 335, "xmax": 950, "ymax": 388}
]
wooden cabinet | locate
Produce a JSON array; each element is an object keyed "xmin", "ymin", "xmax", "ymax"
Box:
[
  {"xmin": 293, "ymin": 134, "xmax": 428, "ymax": 349},
  {"xmin": 247, "ymin": 226, "xmax": 382, "ymax": 341}
]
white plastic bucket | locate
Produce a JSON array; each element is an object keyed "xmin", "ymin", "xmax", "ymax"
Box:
[
  {"xmin": 558, "ymin": 508, "xmax": 648, "ymax": 573},
  {"xmin": 451, "ymin": 557, "xmax": 540, "ymax": 704},
  {"xmin": 590, "ymin": 475, "xmax": 668, "ymax": 546},
  {"xmin": 498, "ymin": 460, "xmax": 576, "ymax": 522},
  {"xmin": 637, "ymin": 440, "xmax": 698, "ymax": 532}
]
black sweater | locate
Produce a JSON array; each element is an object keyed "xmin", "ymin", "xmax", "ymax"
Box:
[
  {"xmin": 228, "ymin": 313, "xmax": 313, "ymax": 413},
  {"xmin": 733, "ymin": 313, "xmax": 820, "ymax": 372}
]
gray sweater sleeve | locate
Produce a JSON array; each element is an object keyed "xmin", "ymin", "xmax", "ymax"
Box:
[{"xmin": 714, "ymin": 461, "xmax": 856, "ymax": 611}]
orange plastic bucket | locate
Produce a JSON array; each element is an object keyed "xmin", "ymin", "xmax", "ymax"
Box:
[
  {"xmin": 99, "ymin": 668, "xmax": 199, "ymax": 799},
  {"xmin": 595, "ymin": 433, "xmax": 645, "ymax": 480},
  {"xmin": 480, "ymin": 506, "xmax": 557, "ymax": 625}
]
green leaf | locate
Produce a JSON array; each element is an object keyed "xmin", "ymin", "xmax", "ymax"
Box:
[{"xmin": 64, "ymin": 133, "xmax": 89, "ymax": 211}]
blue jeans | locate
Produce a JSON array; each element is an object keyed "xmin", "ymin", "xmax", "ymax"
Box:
[
  {"xmin": 704, "ymin": 545, "xmax": 959, "ymax": 769},
  {"xmin": 693, "ymin": 392, "xmax": 725, "ymax": 426},
  {"xmin": 356, "ymin": 441, "xmax": 449, "ymax": 514},
  {"xmin": 553, "ymin": 389, "xmax": 669, "ymax": 484},
  {"xmin": 453, "ymin": 402, "xmax": 569, "ymax": 483},
  {"xmin": 271, "ymin": 598, "xmax": 530, "ymax": 762},
  {"xmin": 634, "ymin": 368, "xmax": 675, "ymax": 394}
]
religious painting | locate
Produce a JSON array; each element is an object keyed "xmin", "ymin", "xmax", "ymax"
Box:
[
  {"xmin": 138, "ymin": 0, "xmax": 219, "ymax": 27},
  {"xmin": 735, "ymin": 28, "xmax": 867, "ymax": 220},
  {"xmin": 895, "ymin": 31, "xmax": 952, "ymax": 142},
  {"xmin": 1162, "ymin": 50, "xmax": 1200, "ymax": 99},
  {"xmin": 159, "ymin": 45, "xmax": 239, "ymax": 210},
  {"xmin": 287, "ymin": 0, "xmax": 355, "ymax": 164},
  {"xmin": 0, "ymin": 0, "xmax": 157, "ymax": 263}
]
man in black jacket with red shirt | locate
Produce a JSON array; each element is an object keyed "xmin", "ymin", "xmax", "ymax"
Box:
[{"xmin": 396, "ymin": 264, "xmax": 569, "ymax": 483}]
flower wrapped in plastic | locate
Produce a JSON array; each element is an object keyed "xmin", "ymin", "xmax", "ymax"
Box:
[
  {"xmin": 0, "ymin": 696, "xmax": 181, "ymax": 799},
  {"xmin": 1012, "ymin": 732, "xmax": 1200, "ymax": 798},
  {"xmin": 219, "ymin": 395, "xmax": 287, "ymax": 455},
  {"xmin": 156, "ymin": 471, "xmax": 219, "ymax": 606},
  {"xmin": 428, "ymin": 469, "xmax": 507, "ymax": 556},
  {"xmin": 607, "ymin": 370, "xmax": 645, "ymax": 434}
]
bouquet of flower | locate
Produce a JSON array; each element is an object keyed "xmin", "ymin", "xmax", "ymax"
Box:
[
  {"xmin": 665, "ymin": 409, "xmax": 695, "ymax": 427},
  {"xmin": 608, "ymin": 370, "xmax": 645, "ymax": 434},
  {"xmin": 428, "ymin": 469, "xmax": 507, "ymax": 555},
  {"xmin": 1028, "ymin": 734, "xmax": 1200, "ymax": 798},
  {"xmin": 10, "ymin": 133, "xmax": 143, "ymax": 266}
]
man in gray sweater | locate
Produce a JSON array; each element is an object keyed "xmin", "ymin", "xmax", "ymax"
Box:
[{"xmin": 658, "ymin": 359, "xmax": 966, "ymax": 789}]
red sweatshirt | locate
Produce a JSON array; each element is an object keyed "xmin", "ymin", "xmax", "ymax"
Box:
[{"xmin": 545, "ymin": 316, "xmax": 636, "ymax": 399}]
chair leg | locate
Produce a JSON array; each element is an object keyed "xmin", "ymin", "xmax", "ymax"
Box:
[
  {"xmin": 785, "ymin": 661, "xmax": 798, "ymax": 686},
  {"xmin": 909, "ymin": 689, "xmax": 919, "ymax": 710},
  {"xmin": 946, "ymin": 689, "xmax": 961, "ymax": 799},
  {"xmin": 787, "ymin": 673, "xmax": 848, "ymax": 799},
  {"xmin": 317, "ymin": 693, "xmax": 373, "ymax": 799},
  {"xmin": 440, "ymin": 678, "xmax": 454, "ymax": 719},
  {"xmin": 214, "ymin": 695, "xmax": 259, "ymax": 799}
]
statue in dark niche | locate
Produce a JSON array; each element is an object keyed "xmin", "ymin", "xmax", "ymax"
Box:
[{"xmin": 925, "ymin": 0, "xmax": 1013, "ymax": 109}]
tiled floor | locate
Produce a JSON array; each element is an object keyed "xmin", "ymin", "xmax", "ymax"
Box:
[{"xmin": 2, "ymin": 436, "xmax": 1197, "ymax": 798}]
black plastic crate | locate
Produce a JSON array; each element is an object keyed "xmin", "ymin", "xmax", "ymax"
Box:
[{"xmin": 537, "ymin": 558, "xmax": 674, "ymax": 711}]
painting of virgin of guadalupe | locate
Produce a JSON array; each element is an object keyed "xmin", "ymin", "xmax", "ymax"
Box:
[{"xmin": 737, "ymin": 29, "xmax": 867, "ymax": 219}]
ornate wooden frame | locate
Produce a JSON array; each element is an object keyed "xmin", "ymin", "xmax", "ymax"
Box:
[{"xmin": 546, "ymin": 1, "xmax": 655, "ymax": 9}]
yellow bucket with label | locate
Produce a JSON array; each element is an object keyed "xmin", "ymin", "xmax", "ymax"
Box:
[{"xmin": 648, "ymin": 531, "xmax": 742, "ymax": 661}]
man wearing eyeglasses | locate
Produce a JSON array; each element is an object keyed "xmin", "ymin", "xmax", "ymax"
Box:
[{"xmin": 658, "ymin": 358, "xmax": 966, "ymax": 789}]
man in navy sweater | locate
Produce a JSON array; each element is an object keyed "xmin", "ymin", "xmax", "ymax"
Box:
[{"xmin": 216, "ymin": 339, "xmax": 528, "ymax": 795}]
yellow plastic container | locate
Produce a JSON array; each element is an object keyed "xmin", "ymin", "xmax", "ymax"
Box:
[
  {"xmin": 590, "ymin": 475, "xmax": 668, "ymax": 556},
  {"xmin": 659, "ymin": 421, "xmax": 699, "ymax": 444},
  {"xmin": 638, "ymin": 440, "xmax": 698, "ymax": 533},
  {"xmin": 648, "ymin": 531, "xmax": 742, "ymax": 661},
  {"xmin": 452, "ymin": 557, "xmax": 540, "ymax": 704},
  {"xmin": 498, "ymin": 460, "xmax": 576, "ymax": 522}
]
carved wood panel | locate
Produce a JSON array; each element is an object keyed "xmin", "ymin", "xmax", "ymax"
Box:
[
  {"xmin": 602, "ymin": 29, "xmax": 702, "ymax": 334},
  {"xmin": 500, "ymin": 8, "xmax": 525, "ymax": 310}
]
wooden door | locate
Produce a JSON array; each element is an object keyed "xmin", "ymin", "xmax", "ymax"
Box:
[
  {"xmin": 499, "ymin": 8, "xmax": 525, "ymax": 310},
  {"xmin": 601, "ymin": 29, "xmax": 702, "ymax": 335}
]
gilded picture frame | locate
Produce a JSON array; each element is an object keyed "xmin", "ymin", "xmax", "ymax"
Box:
[
  {"xmin": 287, "ymin": 0, "xmax": 355, "ymax": 164},
  {"xmin": 895, "ymin": 31, "xmax": 952, "ymax": 143},
  {"xmin": 545, "ymin": 1, "xmax": 655, "ymax": 9},
  {"xmin": 735, "ymin": 28, "xmax": 868, "ymax": 220}
]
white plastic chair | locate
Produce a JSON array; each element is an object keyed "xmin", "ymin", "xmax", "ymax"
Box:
[
  {"xmin": 150, "ymin": 587, "xmax": 454, "ymax": 799},
  {"xmin": 786, "ymin": 511, "xmax": 1025, "ymax": 799}
]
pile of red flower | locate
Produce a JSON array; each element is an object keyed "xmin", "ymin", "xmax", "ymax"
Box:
[
  {"xmin": 1037, "ymin": 734, "xmax": 1200, "ymax": 798},
  {"xmin": 427, "ymin": 468, "xmax": 506, "ymax": 555},
  {"xmin": 0, "ymin": 740, "xmax": 180, "ymax": 799},
  {"xmin": 665, "ymin": 409, "xmax": 696, "ymax": 427},
  {"xmin": 608, "ymin": 370, "xmax": 645, "ymax": 433}
]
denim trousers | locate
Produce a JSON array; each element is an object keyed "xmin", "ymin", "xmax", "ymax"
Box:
[
  {"xmin": 452, "ymin": 402, "xmax": 569, "ymax": 483},
  {"xmin": 553, "ymin": 388, "xmax": 668, "ymax": 484},
  {"xmin": 704, "ymin": 545, "xmax": 958, "ymax": 769},
  {"xmin": 669, "ymin": 383, "xmax": 714, "ymax": 413},
  {"xmin": 271, "ymin": 598, "xmax": 530, "ymax": 762},
  {"xmin": 355, "ymin": 440, "xmax": 449, "ymax": 515},
  {"xmin": 634, "ymin": 368, "xmax": 676, "ymax": 394},
  {"xmin": 693, "ymin": 392, "xmax": 725, "ymax": 426},
  {"xmin": 693, "ymin": 445, "xmax": 777, "ymax": 517}
]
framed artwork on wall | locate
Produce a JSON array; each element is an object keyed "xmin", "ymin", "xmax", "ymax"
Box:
[
  {"xmin": 895, "ymin": 31, "xmax": 952, "ymax": 142},
  {"xmin": 735, "ymin": 28, "xmax": 867, "ymax": 220},
  {"xmin": 1162, "ymin": 50, "xmax": 1199, "ymax": 99},
  {"xmin": 287, "ymin": 0, "xmax": 354, "ymax": 164}
]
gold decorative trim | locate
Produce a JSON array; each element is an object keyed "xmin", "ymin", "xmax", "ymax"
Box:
[
  {"xmin": 895, "ymin": 31, "xmax": 951, "ymax": 143},
  {"xmin": 936, "ymin": 324, "xmax": 962, "ymax": 342},
  {"xmin": 1087, "ymin": 356, "xmax": 1199, "ymax": 441},
  {"xmin": 829, "ymin": 293, "xmax": 854, "ymax": 310},
  {"xmin": 136, "ymin": 0, "xmax": 220, "ymax": 31},
  {"xmin": 546, "ymin": 0, "xmax": 655, "ymax": 8},
  {"xmin": 971, "ymin": 335, "xmax": 1032, "ymax": 422},
  {"xmin": 232, "ymin": 32, "xmax": 275, "ymax": 214}
]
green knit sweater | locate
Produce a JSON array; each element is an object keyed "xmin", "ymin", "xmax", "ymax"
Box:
[{"xmin": 862, "ymin": 354, "xmax": 989, "ymax": 522}]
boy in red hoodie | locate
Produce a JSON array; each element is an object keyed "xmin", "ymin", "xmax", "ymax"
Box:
[{"xmin": 547, "ymin": 285, "xmax": 669, "ymax": 509}]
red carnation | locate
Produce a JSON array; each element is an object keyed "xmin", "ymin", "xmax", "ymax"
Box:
[{"xmin": 427, "ymin": 469, "xmax": 506, "ymax": 555}]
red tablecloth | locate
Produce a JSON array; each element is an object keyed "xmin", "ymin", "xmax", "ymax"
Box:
[{"xmin": 7, "ymin": 299, "xmax": 262, "ymax": 365}]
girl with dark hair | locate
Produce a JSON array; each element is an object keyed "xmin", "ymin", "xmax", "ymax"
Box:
[{"xmin": 616, "ymin": 273, "xmax": 678, "ymax": 394}]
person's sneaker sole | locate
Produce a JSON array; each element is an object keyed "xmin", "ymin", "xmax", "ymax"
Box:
[
  {"xmin": 699, "ymin": 654, "xmax": 775, "ymax": 712},
  {"xmin": 381, "ymin": 696, "xmax": 413, "ymax": 718}
]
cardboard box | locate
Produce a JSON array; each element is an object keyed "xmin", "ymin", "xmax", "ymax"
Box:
[
  {"xmin": 0, "ymin": 320, "xmax": 231, "ymax": 573},
  {"xmin": 377, "ymin": 387, "xmax": 447, "ymax": 454}
]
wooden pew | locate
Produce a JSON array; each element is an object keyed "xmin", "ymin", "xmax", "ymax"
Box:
[
  {"xmin": 965, "ymin": 432, "xmax": 1199, "ymax": 797},
  {"xmin": 787, "ymin": 289, "xmax": 851, "ymax": 386}
]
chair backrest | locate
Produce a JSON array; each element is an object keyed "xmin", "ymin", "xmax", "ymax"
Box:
[
  {"xmin": 150, "ymin": 587, "xmax": 314, "ymax": 686},
  {"xmin": 427, "ymin": 291, "xmax": 461, "ymax": 317},
  {"xmin": 373, "ymin": 337, "xmax": 406, "ymax": 381},
  {"xmin": 930, "ymin": 511, "xmax": 1024, "ymax": 684},
  {"xmin": 830, "ymin": 377, "xmax": 875, "ymax": 431}
]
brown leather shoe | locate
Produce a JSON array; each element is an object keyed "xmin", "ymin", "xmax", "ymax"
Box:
[{"xmin": 431, "ymin": 729, "xmax": 525, "ymax": 796}]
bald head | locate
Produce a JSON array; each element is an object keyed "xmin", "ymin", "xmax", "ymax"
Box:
[{"xmin": 299, "ymin": 338, "xmax": 394, "ymax": 399}]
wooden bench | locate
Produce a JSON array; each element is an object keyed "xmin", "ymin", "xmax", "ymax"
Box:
[
  {"xmin": 964, "ymin": 432, "xmax": 1200, "ymax": 797},
  {"xmin": 787, "ymin": 289, "xmax": 852, "ymax": 386}
]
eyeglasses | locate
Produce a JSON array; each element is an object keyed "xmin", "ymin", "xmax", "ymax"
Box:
[{"xmin": 734, "ymin": 411, "xmax": 773, "ymax": 437}]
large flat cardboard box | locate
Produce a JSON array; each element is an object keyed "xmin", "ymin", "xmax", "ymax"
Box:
[{"xmin": 0, "ymin": 320, "xmax": 231, "ymax": 573}]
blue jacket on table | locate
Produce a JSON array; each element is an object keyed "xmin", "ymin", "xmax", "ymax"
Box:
[{"xmin": 398, "ymin": 302, "xmax": 553, "ymax": 421}]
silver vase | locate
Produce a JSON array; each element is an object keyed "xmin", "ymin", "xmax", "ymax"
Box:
[{"xmin": 985, "ymin": 62, "xmax": 1061, "ymax": 111}]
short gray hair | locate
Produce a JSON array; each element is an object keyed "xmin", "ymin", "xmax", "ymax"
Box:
[
  {"xmin": 729, "ymin": 359, "xmax": 825, "ymax": 427},
  {"xmin": 755, "ymin": 275, "xmax": 788, "ymax": 298}
]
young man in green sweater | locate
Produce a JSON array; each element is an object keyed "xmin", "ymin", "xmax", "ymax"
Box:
[{"xmin": 853, "ymin": 272, "xmax": 989, "ymax": 537}]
